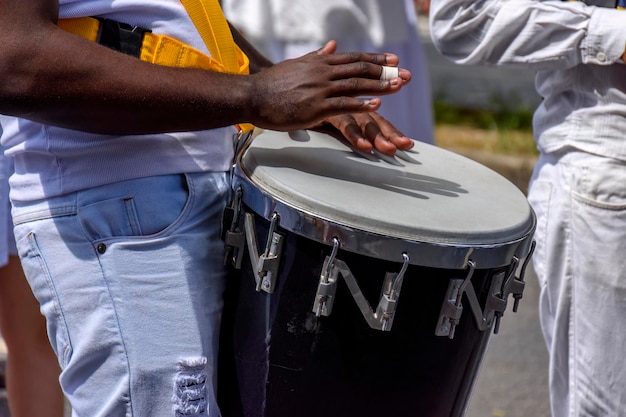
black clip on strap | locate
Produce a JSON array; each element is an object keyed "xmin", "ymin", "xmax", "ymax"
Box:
[{"xmin": 96, "ymin": 18, "xmax": 152, "ymax": 58}]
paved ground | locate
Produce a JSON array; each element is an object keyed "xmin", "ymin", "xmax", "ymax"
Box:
[{"xmin": 465, "ymin": 264, "xmax": 550, "ymax": 417}]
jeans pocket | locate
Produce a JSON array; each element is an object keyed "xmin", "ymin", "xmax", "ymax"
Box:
[
  {"xmin": 570, "ymin": 158, "xmax": 626, "ymax": 292},
  {"xmin": 570, "ymin": 156, "xmax": 626, "ymax": 209},
  {"xmin": 77, "ymin": 174, "xmax": 191, "ymax": 240}
]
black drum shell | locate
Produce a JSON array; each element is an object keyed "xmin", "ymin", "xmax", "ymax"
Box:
[{"xmin": 219, "ymin": 213, "xmax": 507, "ymax": 417}]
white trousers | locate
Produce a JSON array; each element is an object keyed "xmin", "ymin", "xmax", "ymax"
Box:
[{"xmin": 528, "ymin": 149, "xmax": 626, "ymax": 417}]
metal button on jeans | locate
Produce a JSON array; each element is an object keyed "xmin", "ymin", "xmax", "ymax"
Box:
[{"xmin": 97, "ymin": 243, "xmax": 107, "ymax": 254}]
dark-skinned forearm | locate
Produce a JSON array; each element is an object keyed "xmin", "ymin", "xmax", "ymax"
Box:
[{"xmin": 0, "ymin": 23, "xmax": 257, "ymax": 134}]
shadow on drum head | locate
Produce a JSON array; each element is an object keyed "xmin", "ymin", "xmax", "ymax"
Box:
[
  {"xmin": 287, "ymin": 130, "xmax": 311, "ymax": 142},
  {"xmin": 247, "ymin": 147, "xmax": 467, "ymax": 201}
]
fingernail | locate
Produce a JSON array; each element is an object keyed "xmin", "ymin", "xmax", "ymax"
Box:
[{"xmin": 357, "ymin": 137, "xmax": 373, "ymax": 149}]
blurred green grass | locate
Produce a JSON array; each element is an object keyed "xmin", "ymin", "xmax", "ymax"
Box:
[{"xmin": 433, "ymin": 99, "xmax": 538, "ymax": 156}]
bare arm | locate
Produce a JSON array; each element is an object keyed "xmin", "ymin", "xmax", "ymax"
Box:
[{"xmin": 0, "ymin": 1, "xmax": 407, "ymax": 139}]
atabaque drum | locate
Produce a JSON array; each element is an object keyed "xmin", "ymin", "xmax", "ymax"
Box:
[{"xmin": 219, "ymin": 129, "xmax": 536, "ymax": 417}]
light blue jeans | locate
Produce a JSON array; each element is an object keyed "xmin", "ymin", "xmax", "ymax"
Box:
[
  {"xmin": 11, "ymin": 172, "xmax": 230, "ymax": 417},
  {"xmin": 529, "ymin": 150, "xmax": 626, "ymax": 417}
]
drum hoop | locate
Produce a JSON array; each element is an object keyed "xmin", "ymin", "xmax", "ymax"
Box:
[{"xmin": 233, "ymin": 163, "xmax": 536, "ymax": 270}]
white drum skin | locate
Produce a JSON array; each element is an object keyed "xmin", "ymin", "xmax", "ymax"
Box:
[{"xmin": 233, "ymin": 129, "xmax": 535, "ymax": 269}]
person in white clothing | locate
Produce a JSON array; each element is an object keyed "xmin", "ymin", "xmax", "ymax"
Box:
[
  {"xmin": 430, "ymin": 0, "xmax": 626, "ymax": 416},
  {"xmin": 223, "ymin": 0, "xmax": 435, "ymax": 144}
]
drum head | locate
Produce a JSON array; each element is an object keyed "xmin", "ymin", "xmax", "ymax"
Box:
[{"xmin": 234, "ymin": 129, "xmax": 535, "ymax": 268}]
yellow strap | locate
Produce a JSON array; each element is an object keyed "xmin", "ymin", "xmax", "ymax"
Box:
[
  {"xmin": 57, "ymin": 17, "xmax": 249, "ymax": 74},
  {"xmin": 57, "ymin": 17, "xmax": 100, "ymax": 41},
  {"xmin": 178, "ymin": 0, "xmax": 254, "ymax": 130},
  {"xmin": 179, "ymin": 0, "xmax": 240, "ymax": 74}
]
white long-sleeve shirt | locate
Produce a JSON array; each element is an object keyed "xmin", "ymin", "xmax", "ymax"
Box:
[{"xmin": 430, "ymin": 0, "xmax": 626, "ymax": 160}]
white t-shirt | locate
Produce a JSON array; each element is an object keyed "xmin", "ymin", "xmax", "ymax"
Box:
[{"xmin": 1, "ymin": 0, "xmax": 237, "ymax": 202}]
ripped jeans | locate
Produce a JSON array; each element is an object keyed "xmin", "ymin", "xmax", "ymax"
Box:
[{"xmin": 11, "ymin": 172, "xmax": 230, "ymax": 417}]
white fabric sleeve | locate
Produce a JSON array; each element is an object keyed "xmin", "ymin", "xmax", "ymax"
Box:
[{"xmin": 429, "ymin": 0, "xmax": 626, "ymax": 69}]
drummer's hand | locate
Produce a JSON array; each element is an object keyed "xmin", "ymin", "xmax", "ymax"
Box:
[
  {"xmin": 319, "ymin": 112, "xmax": 415, "ymax": 155},
  {"xmin": 247, "ymin": 40, "xmax": 411, "ymax": 132}
]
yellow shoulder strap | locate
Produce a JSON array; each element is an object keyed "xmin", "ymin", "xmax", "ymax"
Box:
[
  {"xmin": 179, "ymin": 0, "xmax": 255, "ymax": 131},
  {"xmin": 180, "ymin": 0, "xmax": 240, "ymax": 74}
]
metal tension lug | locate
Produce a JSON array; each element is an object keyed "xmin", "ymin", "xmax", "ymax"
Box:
[
  {"xmin": 251, "ymin": 213, "xmax": 283, "ymax": 294},
  {"xmin": 222, "ymin": 188, "xmax": 245, "ymax": 269},
  {"xmin": 376, "ymin": 253, "xmax": 409, "ymax": 331},
  {"xmin": 435, "ymin": 279, "xmax": 465, "ymax": 338},
  {"xmin": 256, "ymin": 232, "xmax": 284, "ymax": 294},
  {"xmin": 376, "ymin": 275, "xmax": 400, "ymax": 331},
  {"xmin": 508, "ymin": 276, "xmax": 526, "ymax": 313},
  {"xmin": 490, "ymin": 241, "xmax": 536, "ymax": 332},
  {"xmin": 484, "ymin": 269, "xmax": 510, "ymax": 334},
  {"xmin": 510, "ymin": 240, "xmax": 536, "ymax": 313},
  {"xmin": 313, "ymin": 238, "xmax": 340, "ymax": 317},
  {"xmin": 313, "ymin": 255, "xmax": 340, "ymax": 317},
  {"xmin": 435, "ymin": 260, "xmax": 475, "ymax": 339},
  {"xmin": 223, "ymin": 227, "xmax": 245, "ymax": 269}
]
